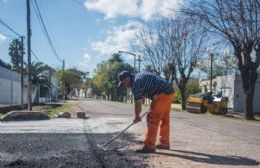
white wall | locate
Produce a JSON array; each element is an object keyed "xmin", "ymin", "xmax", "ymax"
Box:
[
  {"xmin": 233, "ymin": 74, "xmax": 260, "ymax": 112},
  {"xmin": 0, "ymin": 66, "xmax": 37, "ymax": 105},
  {"xmin": 215, "ymin": 75, "xmax": 235, "ymax": 108}
]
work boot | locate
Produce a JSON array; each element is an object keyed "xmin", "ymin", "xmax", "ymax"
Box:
[
  {"xmin": 156, "ymin": 144, "xmax": 170, "ymax": 150},
  {"xmin": 135, "ymin": 147, "xmax": 156, "ymax": 153}
]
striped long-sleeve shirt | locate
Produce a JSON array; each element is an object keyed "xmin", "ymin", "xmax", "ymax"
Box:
[{"xmin": 131, "ymin": 72, "xmax": 174, "ymax": 101}]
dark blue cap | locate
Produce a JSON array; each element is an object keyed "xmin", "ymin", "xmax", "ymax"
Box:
[{"xmin": 118, "ymin": 70, "xmax": 132, "ymax": 87}]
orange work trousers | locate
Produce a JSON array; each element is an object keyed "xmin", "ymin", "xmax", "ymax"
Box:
[{"xmin": 144, "ymin": 93, "xmax": 174, "ymax": 149}]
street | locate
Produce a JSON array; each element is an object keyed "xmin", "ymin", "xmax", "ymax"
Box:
[{"xmin": 0, "ymin": 100, "xmax": 259, "ymax": 168}]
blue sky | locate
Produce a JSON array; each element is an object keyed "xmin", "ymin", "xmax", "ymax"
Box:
[{"xmin": 0, "ymin": 0, "xmax": 184, "ymax": 75}]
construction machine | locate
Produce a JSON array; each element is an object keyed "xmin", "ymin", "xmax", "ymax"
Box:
[{"xmin": 186, "ymin": 91, "xmax": 228, "ymax": 114}]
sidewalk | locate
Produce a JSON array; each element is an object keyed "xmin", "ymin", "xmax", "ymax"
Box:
[{"xmin": 171, "ymin": 103, "xmax": 182, "ymax": 111}]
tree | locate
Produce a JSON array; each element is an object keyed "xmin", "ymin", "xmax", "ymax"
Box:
[
  {"xmin": 109, "ymin": 53, "xmax": 123, "ymax": 63},
  {"xmin": 185, "ymin": 0, "xmax": 260, "ymax": 120},
  {"xmin": 56, "ymin": 68, "xmax": 87, "ymax": 99},
  {"xmin": 8, "ymin": 38, "xmax": 24, "ymax": 71},
  {"xmin": 30, "ymin": 62, "xmax": 54, "ymax": 101},
  {"xmin": 80, "ymin": 75, "xmax": 91, "ymax": 98},
  {"xmin": 137, "ymin": 17, "xmax": 207, "ymax": 110},
  {"xmin": 174, "ymin": 79, "xmax": 201, "ymax": 104},
  {"xmin": 91, "ymin": 54, "xmax": 134, "ymax": 101}
]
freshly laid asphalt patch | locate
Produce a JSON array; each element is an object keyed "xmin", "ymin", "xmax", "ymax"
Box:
[{"xmin": 0, "ymin": 133, "xmax": 148, "ymax": 168}]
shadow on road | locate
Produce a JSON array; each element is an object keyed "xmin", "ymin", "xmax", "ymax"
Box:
[{"xmin": 155, "ymin": 149, "xmax": 259, "ymax": 166}]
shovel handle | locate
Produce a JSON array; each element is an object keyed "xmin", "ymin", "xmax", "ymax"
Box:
[{"xmin": 101, "ymin": 111, "xmax": 149, "ymax": 147}]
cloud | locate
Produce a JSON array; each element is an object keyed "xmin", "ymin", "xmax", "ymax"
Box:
[
  {"xmin": 91, "ymin": 21, "xmax": 142, "ymax": 55},
  {"xmin": 0, "ymin": 34, "xmax": 7, "ymax": 42},
  {"xmin": 83, "ymin": 53, "xmax": 92, "ymax": 61},
  {"xmin": 85, "ymin": 0, "xmax": 138, "ymax": 19},
  {"xmin": 84, "ymin": 0, "xmax": 185, "ymax": 21}
]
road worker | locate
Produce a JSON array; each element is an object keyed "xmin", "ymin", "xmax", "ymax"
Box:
[{"xmin": 118, "ymin": 71, "xmax": 175, "ymax": 153}]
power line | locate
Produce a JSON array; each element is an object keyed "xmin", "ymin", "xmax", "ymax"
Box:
[
  {"xmin": 32, "ymin": 0, "xmax": 63, "ymax": 63},
  {"xmin": 32, "ymin": 0, "xmax": 62, "ymax": 63},
  {"xmin": 70, "ymin": 0, "xmax": 85, "ymax": 8},
  {"xmin": 0, "ymin": 18, "xmax": 42, "ymax": 63},
  {"xmin": 31, "ymin": 50, "xmax": 40, "ymax": 62},
  {"xmin": 0, "ymin": 18, "xmax": 23, "ymax": 37}
]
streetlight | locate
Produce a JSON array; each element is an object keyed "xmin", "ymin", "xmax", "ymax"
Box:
[
  {"xmin": 118, "ymin": 50, "xmax": 141, "ymax": 73},
  {"xmin": 207, "ymin": 47, "xmax": 214, "ymax": 93}
]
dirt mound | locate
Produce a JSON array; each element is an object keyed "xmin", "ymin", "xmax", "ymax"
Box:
[
  {"xmin": 1, "ymin": 111, "xmax": 50, "ymax": 121},
  {"xmin": 57, "ymin": 112, "xmax": 71, "ymax": 118}
]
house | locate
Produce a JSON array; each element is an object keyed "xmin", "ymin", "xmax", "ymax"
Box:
[
  {"xmin": 199, "ymin": 74, "xmax": 260, "ymax": 113},
  {"xmin": 74, "ymin": 88, "xmax": 93, "ymax": 98},
  {"xmin": 38, "ymin": 69, "xmax": 59, "ymax": 103}
]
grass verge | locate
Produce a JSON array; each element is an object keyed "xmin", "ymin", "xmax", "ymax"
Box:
[
  {"xmin": 254, "ymin": 114, "xmax": 260, "ymax": 121},
  {"xmin": 33, "ymin": 101, "xmax": 76, "ymax": 118},
  {"xmin": 0, "ymin": 113, "xmax": 4, "ymax": 120}
]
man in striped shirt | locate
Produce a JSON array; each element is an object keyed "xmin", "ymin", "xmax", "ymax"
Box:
[{"xmin": 118, "ymin": 71, "xmax": 175, "ymax": 153}]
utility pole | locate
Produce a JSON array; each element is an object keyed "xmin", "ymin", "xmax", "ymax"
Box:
[
  {"xmin": 62, "ymin": 59, "xmax": 65, "ymax": 99},
  {"xmin": 118, "ymin": 50, "xmax": 139, "ymax": 74},
  {"xmin": 133, "ymin": 55, "xmax": 136, "ymax": 74},
  {"xmin": 136, "ymin": 55, "xmax": 142, "ymax": 73},
  {"xmin": 27, "ymin": 0, "xmax": 32, "ymax": 110},
  {"xmin": 20, "ymin": 36, "xmax": 24, "ymax": 110},
  {"xmin": 210, "ymin": 52, "xmax": 214, "ymax": 92}
]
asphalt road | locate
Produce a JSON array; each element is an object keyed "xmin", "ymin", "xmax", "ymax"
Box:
[{"xmin": 0, "ymin": 99, "xmax": 259, "ymax": 168}]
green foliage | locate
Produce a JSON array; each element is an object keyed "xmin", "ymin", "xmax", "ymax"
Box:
[
  {"xmin": 173, "ymin": 79, "xmax": 201, "ymax": 104},
  {"xmin": 31, "ymin": 62, "xmax": 52, "ymax": 88},
  {"xmin": 109, "ymin": 53, "xmax": 123, "ymax": 63},
  {"xmin": 185, "ymin": 79, "xmax": 201, "ymax": 98},
  {"xmin": 173, "ymin": 88, "xmax": 182, "ymax": 104},
  {"xmin": 8, "ymin": 38, "xmax": 24, "ymax": 72},
  {"xmin": 56, "ymin": 68, "xmax": 88, "ymax": 97},
  {"xmin": 33, "ymin": 101, "xmax": 74, "ymax": 117},
  {"xmin": 30, "ymin": 62, "xmax": 54, "ymax": 98},
  {"xmin": 91, "ymin": 54, "xmax": 134, "ymax": 101}
]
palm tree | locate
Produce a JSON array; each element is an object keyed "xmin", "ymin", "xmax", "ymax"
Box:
[
  {"xmin": 30, "ymin": 62, "xmax": 53, "ymax": 99},
  {"xmin": 8, "ymin": 38, "xmax": 23, "ymax": 71}
]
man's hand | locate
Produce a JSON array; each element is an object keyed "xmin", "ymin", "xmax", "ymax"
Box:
[
  {"xmin": 133, "ymin": 99, "xmax": 143, "ymax": 123},
  {"xmin": 133, "ymin": 115, "xmax": 142, "ymax": 123}
]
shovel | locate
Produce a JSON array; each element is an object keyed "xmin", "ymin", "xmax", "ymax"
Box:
[{"xmin": 97, "ymin": 111, "xmax": 148, "ymax": 151}]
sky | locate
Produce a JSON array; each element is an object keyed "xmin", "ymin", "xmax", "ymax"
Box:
[{"xmin": 0, "ymin": 0, "xmax": 185, "ymax": 75}]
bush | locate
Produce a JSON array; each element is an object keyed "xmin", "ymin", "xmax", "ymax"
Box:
[
  {"xmin": 173, "ymin": 79, "xmax": 201, "ymax": 104},
  {"xmin": 173, "ymin": 89, "xmax": 182, "ymax": 104},
  {"xmin": 185, "ymin": 80, "xmax": 201, "ymax": 98}
]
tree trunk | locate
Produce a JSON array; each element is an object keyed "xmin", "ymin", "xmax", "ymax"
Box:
[
  {"xmin": 239, "ymin": 62, "xmax": 257, "ymax": 120},
  {"xmin": 180, "ymin": 85, "xmax": 187, "ymax": 110},
  {"xmin": 244, "ymin": 91, "xmax": 255, "ymax": 120},
  {"xmin": 243, "ymin": 73, "xmax": 256, "ymax": 120}
]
